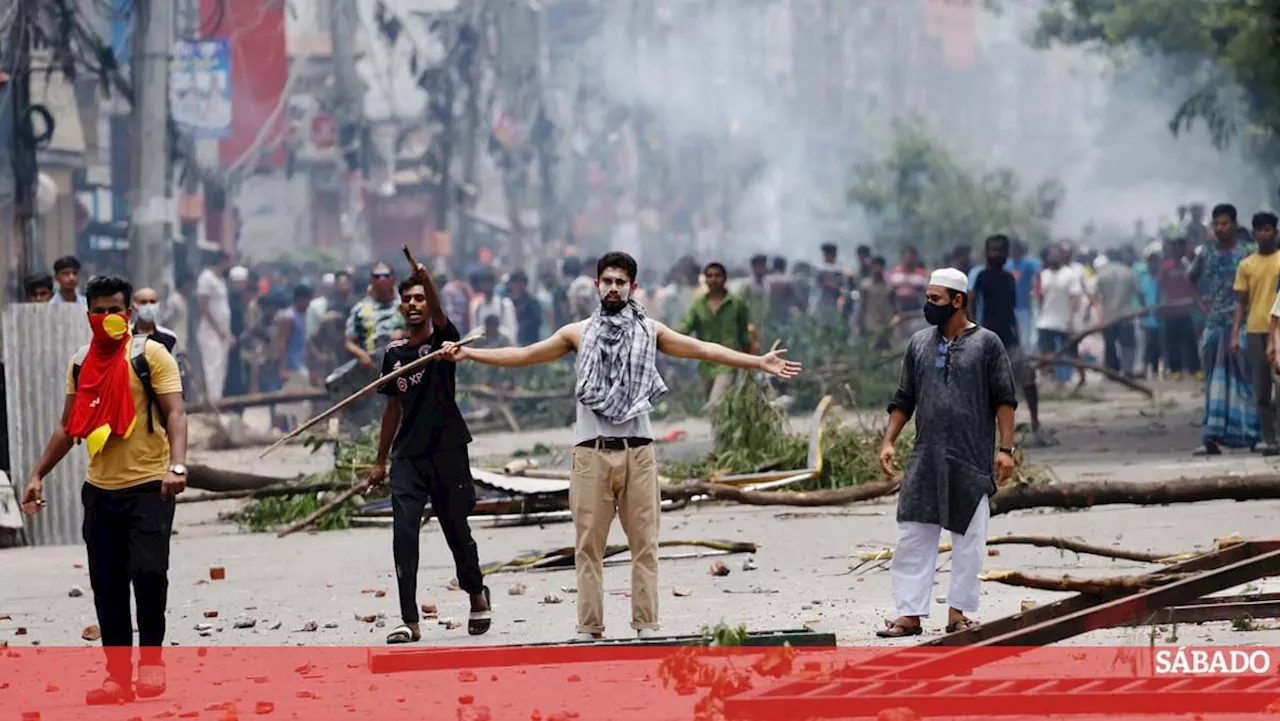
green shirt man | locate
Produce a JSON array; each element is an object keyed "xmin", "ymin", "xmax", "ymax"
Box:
[{"xmin": 680, "ymin": 263, "xmax": 752, "ymax": 403}]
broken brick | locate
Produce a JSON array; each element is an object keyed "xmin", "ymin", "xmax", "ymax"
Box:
[
  {"xmin": 459, "ymin": 694, "xmax": 474, "ymax": 704},
  {"xmin": 254, "ymin": 702, "xmax": 274, "ymax": 715},
  {"xmin": 204, "ymin": 610, "xmax": 219, "ymax": 618},
  {"xmin": 209, "ymin": 567, "xmax": 226, "ymax": 581},
  {"xmin": 14, "ymin": 627, "xmax": 26, "ymax": 636},
  {"xmin": 457, "ymin": 670, "xmax": 477, "ymax": 683},
  {"xmin": 420, "ymin": 603, "xmax": 438, "ymax": 617},
  {"xmin": 81, "ymin": 624, "xmax": 101, "ymax": 641},
  {"xmin": 709, "ymin": 561, "xmax": 730, "ymax": 577}
]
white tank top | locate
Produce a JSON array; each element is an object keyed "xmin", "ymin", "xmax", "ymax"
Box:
[{"xmin": 573, "ymin": 401, "xmax": 654, "ymax": 445}]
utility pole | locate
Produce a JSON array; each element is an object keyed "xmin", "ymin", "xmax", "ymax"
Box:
[
  {"xmin": 331, "ymin": 0, "xmax": 367, "ymax": 255},
  {"xmin": 454, "ymin": 0, "xmax": 484, "ymax": 270},
  {"xmin": 7, "ymin": 0, "xmax": 40, "ymax": 284},
  {"xmin": 128, "ymin": 0, "xmax": 174, "ymax": 293}
]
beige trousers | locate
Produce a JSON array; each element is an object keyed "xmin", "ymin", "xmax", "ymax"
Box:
[{"xmin": 569, "ymin": 442, "xmax": 661, "ymax": 635}]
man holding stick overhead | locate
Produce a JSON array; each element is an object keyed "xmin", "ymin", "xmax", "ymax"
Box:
[
  {"xmin": 441, "ymin": 252, "xmax": 801, "ymax": 640},
  {"xmin": 365, "ymin": 266, "xmax": 492, "ymax": 643}
]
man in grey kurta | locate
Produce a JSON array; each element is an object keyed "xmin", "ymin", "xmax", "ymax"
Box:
[{"xmin": 877, "ymin": 267, "xmax": 1018, "ymax": 638}]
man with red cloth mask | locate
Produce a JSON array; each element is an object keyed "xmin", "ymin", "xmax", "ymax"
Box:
[{"xmin": 22, "ymin": 275, "xmax": 188, "ymax": 706}]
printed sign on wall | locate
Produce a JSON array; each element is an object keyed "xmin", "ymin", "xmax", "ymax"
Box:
[{"xmin": 170, "ymin": 39, "xmax": 232, "ymax": 139}]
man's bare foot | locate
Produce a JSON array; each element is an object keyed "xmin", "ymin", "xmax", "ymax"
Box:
[
  {"xmin": 876, "ymin": 616, "xmax": 923, "ymax": 638},
  {"xmin": 946, "ymin": 612, "xmax": 980, "ymax": 633}
]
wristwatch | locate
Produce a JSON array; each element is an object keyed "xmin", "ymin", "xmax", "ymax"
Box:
[
  {"xmin": 169, "ymin": 464, "xmax": 187, "ymax": 476},
  {"xmin": 997, "ymin": 447, "xmax": 1016, "ymax": 456}
]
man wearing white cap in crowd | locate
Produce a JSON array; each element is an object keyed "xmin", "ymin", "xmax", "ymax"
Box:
[
  {"xmin": 196, "ymin": 250, "xmax": 235, "ymax": 402},
  {"xmin": 876, "ymin": 267, "xmax": 1019, "ymax": 638}
]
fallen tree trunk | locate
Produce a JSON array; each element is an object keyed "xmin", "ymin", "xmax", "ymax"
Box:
[
  {"xmin": 178, "ymin": 481, "xmax": 351, "ymax": 504},
  {"xmin": 1055, "ymin": 300, "xmax": 1195, "ymax": 358},
  {"xmin": 457, "ymin": 384, "xmax": 570, "ymax": 401},
  {"xmin": 1029, "ymin": 354, "xmax": 1154, "ymax": 396},
  {"xmin": 276, "ymin": 481, "xmax": 368, "ymax": 538},
  {"xmin": 187, "ymin": 388, "xmax": 329, "ymax": 414},
  {"xmin": 990, "ymin": 474, "xmax": 1280, "ymax": 515},
  {"xmin": 483, "ymin": 539, "xmax": 759, "ymax": 575},
  {"xmin": 980, "ymin": 570, "xmax": 1192, "ymax": 595},
  {"xmin": 854, "ymin": 534, "xmax": 1189, "ymax": 565},
  {"xmin": 187, "ymin": 465, "xmax": 305, "ymax": 493},
  {"xmin": 187, "ymin": 465, "xmax": 1280, "ymax": 518},
  {"xmin": 983, "ymin": 534, "xmax": 1190, "ymax": 563},
  {"xmin": 659, "ymin": 476, "xmax": 902, "ymax": 506}
]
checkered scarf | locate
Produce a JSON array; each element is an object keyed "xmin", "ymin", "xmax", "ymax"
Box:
[{"xmin": 575, "ymin": 300, "xmax": 668, "ymax": 425}]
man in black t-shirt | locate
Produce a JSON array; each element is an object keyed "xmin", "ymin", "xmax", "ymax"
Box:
[
  {"xmin": 365, "ymin": 272, "xmax": 491, "ymax": 644},
  {"xmin": 970, "ymin": 234, "xmax": 1043, "ymax": 437}
]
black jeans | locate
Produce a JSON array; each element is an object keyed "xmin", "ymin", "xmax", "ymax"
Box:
[
  {"xmin": 1162, "ymin": 315, "xmax": 1201, "ymax": 374},
  {"xmin": 390, "ymin": 446, "xmax": 484, "ymax": 624},
  {"xmin": 82, "ymin": 481, "xmax": 175, "ymax": 682}
]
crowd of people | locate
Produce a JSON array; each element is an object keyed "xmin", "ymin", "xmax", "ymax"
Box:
[{"xmin": 20, "ymin": 197, "xmax": 1273, "ymax": 447}]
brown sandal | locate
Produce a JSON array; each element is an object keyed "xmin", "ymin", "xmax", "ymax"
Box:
[
  {"xmin": 875, "ymin": 618, "xmax": 923, "ymax": 638},
  {"xmin": 945, "ymin": 617, "xmax": 980, "ymax": 633}
]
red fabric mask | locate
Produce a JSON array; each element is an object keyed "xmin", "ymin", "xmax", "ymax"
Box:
[{"xmin": 67, "ymin": 313, "xmax": 137, "ymax": 457}]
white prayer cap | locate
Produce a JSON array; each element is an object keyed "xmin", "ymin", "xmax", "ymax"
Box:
[
  {"xmin": 928, "ymin": 267, "xmax": 968, "ymax": 293},
  {"xmin": 321, "ymin": 272, "xmax": 336, "ymax": 286},
  {"xmin": 228, "ymin": 266, "xmax": 249, "ymax": 281}
]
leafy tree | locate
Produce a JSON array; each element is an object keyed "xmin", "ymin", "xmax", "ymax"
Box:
[
  {"xmin": 846, "ymin": 123, "xmax": 1063, "ymax": 257},
  {"xmin": 1030, "ymin": 0, "xmax": 1280, "ymax": 160}
]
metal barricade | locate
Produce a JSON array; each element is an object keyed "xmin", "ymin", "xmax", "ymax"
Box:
[{"xmin": 2, "ymin": 303, "xmax": 91, "ymax": 546}]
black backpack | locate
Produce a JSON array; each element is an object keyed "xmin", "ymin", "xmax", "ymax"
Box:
[{"xmin": 71, "ymin": 335, "xmax": 167, "ymax": 433}]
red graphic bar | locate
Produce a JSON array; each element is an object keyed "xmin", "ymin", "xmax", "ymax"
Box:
[{"xmin": 3, "ymin": 646, "xmax": 1280, "ymax": 720}]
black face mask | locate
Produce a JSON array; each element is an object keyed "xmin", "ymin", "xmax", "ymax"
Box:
[{"xmin": 923, "ymin": 300, "xmax": 959, "ymax": 326}]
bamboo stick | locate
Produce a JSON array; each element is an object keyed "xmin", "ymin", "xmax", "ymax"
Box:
[{"xmin": 258, "ymin": 328, "xmax": 484, "ymax": 458}]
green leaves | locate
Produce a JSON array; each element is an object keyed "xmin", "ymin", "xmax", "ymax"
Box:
[
  {"xmin": 848, "ymin": 121, "xmax": 1062, "ymax": 254},
  {"xmin": 1032, "ymin": 0, "xmax": 1280, "ymax": 159}
]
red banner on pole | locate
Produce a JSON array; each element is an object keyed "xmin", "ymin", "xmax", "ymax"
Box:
[{"xmin": 199, "ymin": 0, "xmax": 289, "ymax": 170}]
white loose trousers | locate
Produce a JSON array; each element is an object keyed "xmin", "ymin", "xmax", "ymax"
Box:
[{"xmin": 890, "ymin": 495, "xmax": 990, "ymax": 618}]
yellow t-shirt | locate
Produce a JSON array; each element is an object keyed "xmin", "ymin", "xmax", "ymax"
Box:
[
  {"xmin": 1233, "ymin": 251, "xmax": 1280, "ymax": 334},
  {"xmin": 65, "ymin": 340, "xmax": 184, "ymax": 490}
]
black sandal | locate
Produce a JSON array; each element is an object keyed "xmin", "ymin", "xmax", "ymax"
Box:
[
  {"xmin": 386, "ymin": 624, "xmax": 420, "ymax": 644},
  {"xmin": 468, "ymin": 586, "xmax": 492, "ymax": 636},
  {"xmin": 875, "ymin": 618, "xmax": 923, "ymax": 638}
]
